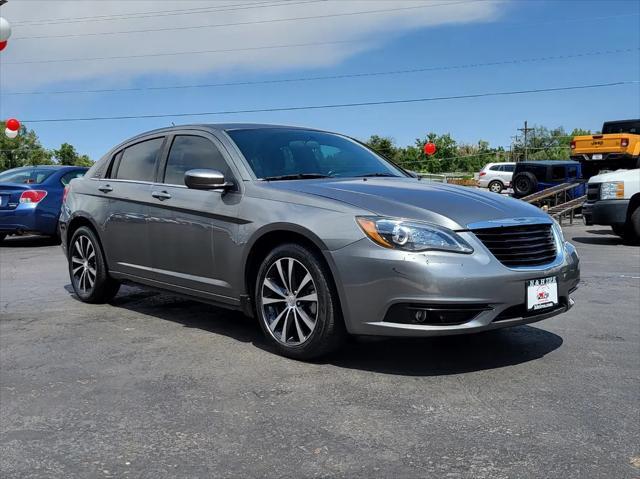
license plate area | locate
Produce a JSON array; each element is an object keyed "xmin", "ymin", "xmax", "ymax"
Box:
[
  {"xmin": 526, "ymin": 277, "xmax": 558, "ymax": 311},
  {"xmin": 592, "ymin": 153, "xmax": 603, "ymax": 160}
]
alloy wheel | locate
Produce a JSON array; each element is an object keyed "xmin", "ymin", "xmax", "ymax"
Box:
[
  {"xmin": 260, "ymin": 257, "xmax": 318, "ymax": 346},
  {"xmin": 71, "ymin": 235, "xmax": 97, "ymax": 293},
  {"xmin": 489, "ymin": 182, "xmax": 502, "ymax": 193}
]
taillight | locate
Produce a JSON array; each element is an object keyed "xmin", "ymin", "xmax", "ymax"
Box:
[
  {"xmin": 621, "ymin": 138, "xmax": 629, "ymax": 148},
  {"xmin": 62, "ymin": 185, "xmax": 70, "ymax": 203},
  {"xmin": 570, "ymin": 140, "xmax": 576, "ymax": 150},
  {"xmin": 479, "ymin": 172, "xmax": 486, "ymax": 177},
  {"xmin": 19, "ymin": 190, "xmax": 48, "ymax": 204}
]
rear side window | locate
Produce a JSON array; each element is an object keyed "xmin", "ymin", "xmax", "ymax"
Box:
[
  {"xmin": 502, "ymin": 164, "xmax": 514, "ymax": 172},
  {"xmin": 60, "ymin": 170, "xmax": 86, "ymax": 186},
  {"xmin": 489, "ymin": 165, "xmax": 502, "ymax": 171},
  {"xmin": 115, "ymin": 138, "xmax": 164, "ymax": 182},
  {"xmin": 551, "ymin": 166, "xmax": 565, "ymax": 180},
  {"xmin": 163, "ymin": 135, "xmax": 232, "ymax": 186},
  {"xmin": 518, "ymin": 164, "xmax": 547, "ymax": 180}
]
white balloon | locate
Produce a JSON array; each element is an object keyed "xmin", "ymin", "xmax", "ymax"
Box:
[
  {"xmin": 0, "ymin": 17, "xmax": 11, "ymax": 42},
  {"xmin": 5, "ymin": 128, "xmax": 18, "ymax": 139}
]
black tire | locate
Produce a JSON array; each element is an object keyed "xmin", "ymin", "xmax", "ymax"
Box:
[
  {"xmin": 254, "ymin": 243, "xmax": 346, "ymax": 360},
  {"xmin": 512, "ymin": 172, "xmax": 538, "ymax": 198},
  {"xmin": 611, "ymin": 224, "xmax": 626, "ymax": 237},
  {"xmin": 488, "ymin": 180, "xmax": 504, "ymax": 193},
  {"xmin": 623, "ymin": 207, "xmax": 640, "ymax": 245},
  {"xmin": 68, "ymin": 226, "xmax": 120, "ymax": 303}
]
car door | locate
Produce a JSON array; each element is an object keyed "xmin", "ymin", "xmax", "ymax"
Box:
[
  {"xmin": 146, "ymin": 132, "xmax": 242, "ymax": 299},
  {"xmin": 99, "ymin": 136, "xmax": 166, "ymax": 277},
  {"xmin": 500, "ymin": 164, "xmax": 514, "ymax": 185}
]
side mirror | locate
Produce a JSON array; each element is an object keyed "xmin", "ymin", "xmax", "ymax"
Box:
[{"xmin": 184, "ymin": 169, "xmax": 233, "ymax": 190}]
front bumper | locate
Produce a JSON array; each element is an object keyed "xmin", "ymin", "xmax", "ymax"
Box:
[
  {"xmin": 582, "ymin": 200, "xmax": 629, "ymax": 226},
  {"xmin": 329, "ymin": 233, "xmax": 580, "ymax": 337}
]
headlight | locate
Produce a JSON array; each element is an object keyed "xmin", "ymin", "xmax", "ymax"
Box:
[
  {"xmin": 600, "ymin": 181, "xmax": 624, "ymax": 200},
  {"xmin": 356, "ymin": 217, "xmax": 473, "ymax": 253},
  {"xmin": 551, "ymin": 218, "xmax": 565, "ymax": 244}
]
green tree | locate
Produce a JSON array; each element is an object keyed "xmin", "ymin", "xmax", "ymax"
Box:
[
  {"xmin": 52, "ymin": 143, "xmax": 93, "ymax": 167},
  {"xmin": 511, "ymin": 125, "xmax": 591, "ymax": 162},
  {"xmin": 0, "ymin": 122, "xmax": 53, "ymax": 171},
  {"xmin": 365, "ymin": 135, "xmax": 398, "ymax": 160}
]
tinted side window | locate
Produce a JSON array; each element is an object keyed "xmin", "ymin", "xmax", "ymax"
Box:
[
  {"xmin": 60, "ymin": 170, "xmax": 86, "ymax": 186},
  {"xmin": 503, "ymin": 164, "xmax": 514, "ymax": 172},
  {"xmin": 551, "ymin": 166, "xmax": 565, "ymax": 180},
  {"xmin": 163, "ymin": 135, "xmax": 232, "ymax": 186},
  {"xmin": 520, "ymin": 164, "xmax": 546, "ymax": 180},
  {"xmin": 567, "ymin": 166, "xmax": 578, "ymax": 179},
  {"xmin": 489, "ymin": 165, "xmax": 502, "ymax": 171},
  {"xmin": 115, "ymin": 138, "xmax": 164, "ymax": 182}
]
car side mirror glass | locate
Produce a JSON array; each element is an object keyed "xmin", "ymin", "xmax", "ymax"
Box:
[{"xmin": 184, "ymin": 169, "xmax": 233, "ymax": 190}]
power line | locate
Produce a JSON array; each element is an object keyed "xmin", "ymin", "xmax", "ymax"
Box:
[
  {"xmin": 21, "ymin": 81, "xmax": 638, "ymax": 124},
  {"xmin": 11, "ymin": 0, "xmax": 323, "ymax": 27},
  {"xmin": 6, "ymin": 13, "xmax": 639, "ymax": 66},
  {"xmin": 11, "ymin": 8, "xmax": 639, "ymax": 42},
  {"xmin": 11, "ymin": 1, "xmax": 474, "ymax": 40},
  {"xmin": 4, "ymin": 48, "xmax": 635, "ymax": 95},
  {"xmin": 4, "ymin": 39, "xmax": 355, "ymax": 65}
]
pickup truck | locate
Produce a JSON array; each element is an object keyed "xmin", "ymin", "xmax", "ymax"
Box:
[
  {"xmin": 571, "ymin": 119, "xmax": 640, "ymax": 178},
  {"xmin": 583, "ymin": 168, "xmax": 640, "ymax": 242}
]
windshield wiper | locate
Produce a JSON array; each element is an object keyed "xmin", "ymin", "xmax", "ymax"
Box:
[
  {"xmin": 261, "ymin": 173, "xmax": 331, "ymax": 181},
  {"xmin": 356, "ymin": 172, "xmax": 397, "ymax": 178}
]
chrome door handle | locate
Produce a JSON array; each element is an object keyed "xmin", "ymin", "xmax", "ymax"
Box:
[
  {"xmin": 98, "ymin": 185, "xmax": 113, "ymax": 193},
  {"xmin": 151, "ymin": 190, "xmax": 172, "ymax": 201}
]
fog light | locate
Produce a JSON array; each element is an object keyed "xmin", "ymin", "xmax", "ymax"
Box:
[{"xmin": 414, "ymin": 310, "xmax": 428, "ymax": 323}]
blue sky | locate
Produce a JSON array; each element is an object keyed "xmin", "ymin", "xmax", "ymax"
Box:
[{"xmin": 1, "ymin": 0, "xmax": 639, "ymax": 160}]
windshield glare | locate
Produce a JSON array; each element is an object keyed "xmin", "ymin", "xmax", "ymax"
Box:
[
  {"xmin": 0, "ymin": 168, "xmax": 55, "ymax": 184},
  {"xmin": 227, "ymin": 128, "xmax": 406, "ymax": 179}
]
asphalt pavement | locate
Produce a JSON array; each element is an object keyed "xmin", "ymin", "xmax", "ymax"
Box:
[{"xmin": 1, "ymin": 224, "xmax": 638, "ymax": 478}]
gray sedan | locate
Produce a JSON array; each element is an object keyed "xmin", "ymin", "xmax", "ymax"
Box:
[{"xmin": 60, "ymin": 124, "xmax": 580, "ymax": 359}]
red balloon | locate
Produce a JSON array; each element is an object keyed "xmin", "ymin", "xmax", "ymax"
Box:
[
  {"xmin": 423, "ymin": 142, "xmax": 436, "ymax": 156},
  {"xmin": 0, "ymin": 41, "xmax": 6, "ymax": 52},
  {"xmin": 6, "ymin": 118, "xmax": 20, "ymax": 131}
]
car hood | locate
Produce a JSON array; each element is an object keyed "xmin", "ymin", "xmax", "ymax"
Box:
[
  {"xmin": 265, "ymin": 177, "xmax": 547, "ymax": 230},
  {"xmin": 588, "ymin": 168, "xmax": 639, "ymax": 183}
]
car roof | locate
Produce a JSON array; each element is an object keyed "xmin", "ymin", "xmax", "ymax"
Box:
[
  {"xmin": 4, "ymin": 165, "xmax": 88, "ymax": 170},
  {"xmin": 517, "ymin": 160, "xmax": 580, "ymax": 166},
  {"xmin": 120, "ymin": 123, "xmax": 335, "ymax": 144}
]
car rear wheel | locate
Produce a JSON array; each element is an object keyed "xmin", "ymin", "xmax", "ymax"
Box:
[
  {"xmin": 513, "ymin": 172, "xmax": 538, "ymax": 198},
  {"xmin": 255, "ymin": 243, "xmax": 346, "ymax": 360},
  {"xmin": 69, "ymin": 226, "xmax": 120, "ymax": 303},
  {"xmin": 488, "ymin": 180, "xmax": 504, "ymax": 193}
]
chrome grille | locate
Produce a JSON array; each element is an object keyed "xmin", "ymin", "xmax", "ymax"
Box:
[
  {"xmin": 472, "ymin": 223, "xmax": 557, "ymax": 267},
  {"xmin": 587, "ymin": 183, "xmax": 601, "ymax": 202}
]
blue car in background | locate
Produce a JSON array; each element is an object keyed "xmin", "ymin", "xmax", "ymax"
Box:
[
  {"xmin": 0, "ymin": 166, "xmax": 88, "ymax": 243},
  {"xmin": 511, "ymin": 160, "xmax": 586, "ymax": 199}
]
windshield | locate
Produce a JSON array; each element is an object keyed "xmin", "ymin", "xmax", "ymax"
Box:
[
  {"xmin": 0, "ymin": 167, "xmax": 56, "ymax": 184},
  {"xmin": 226, "ymin": 128, "xmax": 407, "ymax": 180}
]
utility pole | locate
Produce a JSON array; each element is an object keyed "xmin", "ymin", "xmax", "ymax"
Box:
[{"xmin": 518, "ymin": 121, "xmax": 535, "ymax": 162}]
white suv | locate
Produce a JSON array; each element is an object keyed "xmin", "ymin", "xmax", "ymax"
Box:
[{"xmin": 477, "ymin": 162, "xmax": 516, "ymax": 193}]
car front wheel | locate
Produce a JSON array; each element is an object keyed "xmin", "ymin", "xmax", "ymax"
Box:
[
  {"xmin": 255, "ymin": 243, "xmax": 346, "ymax": 360},
  {"xmin": 68, "ymin": 226, "xmax": 120, "ymax": 303}
]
